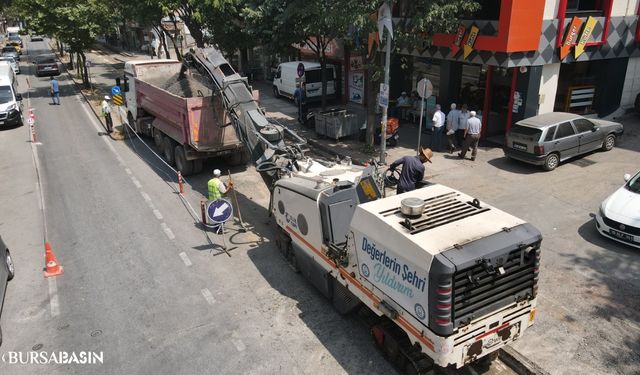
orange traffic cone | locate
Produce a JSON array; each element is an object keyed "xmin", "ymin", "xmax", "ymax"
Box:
[{"xmin": 43, "ymin": 241, "xmax": 63, "ymax": 278}]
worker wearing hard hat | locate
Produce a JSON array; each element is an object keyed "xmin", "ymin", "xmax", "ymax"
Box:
[
  {"xmin": 389, "ymin": 147, "xmax": 433, "ymax": 195},
  {"xmin": 207, "ymin": 169, "xmax": 233, "ymax": 200},
  {"xmin": 101, "ymin": 95, "xmax": 113, "ymax": 133}
]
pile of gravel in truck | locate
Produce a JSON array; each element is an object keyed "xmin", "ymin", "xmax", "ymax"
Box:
[{"xmin": 147, "ymin": 70, "xmax": 213, "ymax": 98}]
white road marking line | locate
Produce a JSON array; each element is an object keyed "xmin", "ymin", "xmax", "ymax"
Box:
[
  {"xmin": 125, "ymin": 168, "xmax": 132, "ymax": 175},
  {"xmin": 140, "ymin": 191, "xmax": 151, "ymax": 202},
  {"xmin": 153, "ymin": 209, "xmax": 163, "ymax": 220},
  {"xmin": 231, "ymin": 339, "xmax": 246, "ymax": 352},
  {"xmin": 201, "ymin": 288, "xmax": 216, "ymax": 305},
  {"xmin": 179, "ymin": 252, "xmax": 192, "ymax": 267},
  {"xmin": 47, "ymin": 277, "xmax": 60, "ymax": 317},
  {"xmin": 160, "ymin": 223, "xmax": 175, "ymax": 240},
  {"xmin": 131, "ymin": 176, "xmax": 142, "ymax": 189}
]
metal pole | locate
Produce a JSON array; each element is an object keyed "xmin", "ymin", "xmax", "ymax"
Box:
[
  {"xmin": 416, "ymin": 90, "xmax": 426, "ymax": 155},
  {"xmin": 379, "ymin": 22, "xmax": 392, "ymax": 164}
]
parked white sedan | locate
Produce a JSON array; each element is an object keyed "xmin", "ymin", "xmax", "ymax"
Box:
[{"xmin": 595, "ymin": 171, "xmax": 640, "ymax": 248}]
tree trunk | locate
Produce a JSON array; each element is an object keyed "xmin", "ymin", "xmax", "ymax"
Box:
[
  {"xmin": 154, "ymin": 26, "xmax": 171, "ymax": 59},
  {"xmin": 184, "ymin": 20, "xmax": 204, "ymax": 48},
  {"xmin": 57, "ymin": 41, "xmax": 64, "ymax": 57},
  {"xmin": 320, "ymin": 54, "xmax": 327, "ymax": 111},
  {"xmin": 69, "ymin": 53, "xmax": 74, "ymax": 70},
  {"xmin": 80, "ymin": 52, "xmax": 89, "ymax": 88},
  {"xmin": 76, "ymin": 52, "xmax": 81, "ymax": 78}
]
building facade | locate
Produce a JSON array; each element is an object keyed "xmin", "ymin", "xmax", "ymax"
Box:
[{"xmin": 393, "ymin": 0, "xmax": 640, "ymax": 142}]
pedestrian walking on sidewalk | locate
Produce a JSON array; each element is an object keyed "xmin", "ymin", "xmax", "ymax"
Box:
[
  {"xmin": 389, "ymin": 147, "xmax": 433, "ymax": 195},
  {"xmin": 457, "ymin": 104, "xmax": 470, "ymax": 147},
  {"xmin": 430, "ymin": 104, "xmax": 445, "ymax": 152},
  {"xmin": 50, "ymin": 77, "xmax": 60, "ymax": 105},
  {"xmin": 294, "ymin": 83, "xmax": 307, "ymax": 124},
  {"xmin": 101, "ymin": 96, "xmax": 113, "ymax": 133},
  {"xmin": 207, "ymin": 169, "xmax": 233, "ymax": 201},
  {"xmin": 446, "ymin": 103, "xmax": 460, "ymax": 154},
  {"xmin": 458, "ymin": 111, "xmax": 482, "ymax": 161}
]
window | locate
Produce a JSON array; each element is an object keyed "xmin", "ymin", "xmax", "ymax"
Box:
[
  {"xmin": 554, "ymin": 122, "xmax": 576, "ymax": 139},
  {"xmin": 573, "ymin": 118, "xmax": 594, "ymax": 133},
  {"xmin": 474, "ymin": 0, "xmax": 501, "ymax": 21},
  {"xmin": 544, "ymin": 125, "xmax": 557, "ymax": 141},
  {"xmin": 0, "ymin": 85, "xmax": 12, "ymax": 104},
  {"xmin": 566, "ymin": 0, "xmax": 605, "ymax": 16},
  {"xmin": 305, "ymin": 68, "xmax": 335, "ymax": 84}
]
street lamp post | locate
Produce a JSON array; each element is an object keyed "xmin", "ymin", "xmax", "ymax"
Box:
[{"xmin": 378, "ymin": 14, "xmax": 392, "ymax": 164}]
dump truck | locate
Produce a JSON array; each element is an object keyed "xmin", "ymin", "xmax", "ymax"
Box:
[
  {"xmin": 173, "ymin": 48, "xmax": 543, "ymax": 373},
  {"xmin": 121, "ymin": 60, "xmax": 247, "ymax": 175}
]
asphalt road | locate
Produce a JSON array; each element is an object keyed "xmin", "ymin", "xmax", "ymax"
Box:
[
  {"xmin": 0, "ymin": 40, "xmax": 404, "ymax": 374},
  {"xmin": 3, "ymin": 37, "xmax": 637, "ymax": 375}
]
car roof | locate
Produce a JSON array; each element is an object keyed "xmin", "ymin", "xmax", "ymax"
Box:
[
  {"xmin": 279, "ymin": 61, "xmax": 323, "ymax": 69},
  {"xmin": 516, "ymin": 112, "xmax": 581, "ymax": 128}
]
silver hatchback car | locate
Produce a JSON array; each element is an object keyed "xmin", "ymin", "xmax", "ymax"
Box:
[{"xmin": 504, "ymin": 112, "xmax": 623, "ymax": 171}]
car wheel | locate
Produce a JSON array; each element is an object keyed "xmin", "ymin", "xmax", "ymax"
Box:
[
  {"xmin": 602, "ymin": 134, "xmax": 615, "ymax": 151},
  {"xmin": 543, "ymin": 153, "xmax": 559, "ymax": 171},
  {"xmin": 6, "ymin": 250, "xmax": 14, "ymax": 280}
]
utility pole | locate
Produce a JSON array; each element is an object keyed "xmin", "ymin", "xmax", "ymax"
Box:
[{"xmin": 379, "ymin": 3, "xmax": 393, "ymax": 164}]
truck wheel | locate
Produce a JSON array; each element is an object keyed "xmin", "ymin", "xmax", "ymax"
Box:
[
  {"xmin": 126, "ymin": 112, "xmax": 135, "ymax": 133},
  {"xmin": 153, "ymin": 128, "xmax": 164, "ymax": 148},
  {"xmin": 193, "ymin": 159, "xmax": 204, "ymax": 174},
  {"xmin": 174, "ymin": 145, "xmax": 194, "ymax": 176},
  {"xmin": 229, "ymin": 150, "xmax": 249, "ymax": 166},
  {"xmin": 162, "ymin": 137, "xmax": 176, "ymax": 166}
]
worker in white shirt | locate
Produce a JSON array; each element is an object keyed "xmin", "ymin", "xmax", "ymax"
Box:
[
  {"xmin": 101, "ymin": 95, "xmax": 113, "ymax": 134},
  {"xmin": 445, "ymin": 103, "xmax": 460, "ymax": 154}
]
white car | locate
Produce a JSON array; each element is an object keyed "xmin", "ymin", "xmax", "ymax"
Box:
[
  {"xmin": 0, "ymin": 57, "xmax": 19, "ymax": 74},
  {"xmin": 595, "ymin": 171, "xmax": 640, "ymax": 248}
]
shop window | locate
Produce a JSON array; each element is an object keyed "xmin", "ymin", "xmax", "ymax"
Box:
[
  {"xmin": 565, "ymin": 0, "xmax": 606, "ymax": 17},
  {"xmin": 472, "ymin": 0, "xmax": 501, "ymax": 21}
]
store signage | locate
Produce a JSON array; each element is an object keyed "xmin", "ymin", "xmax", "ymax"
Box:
[
  {"xmin": 450, "ymin": 25, "xmax": 466, "ymax": 56},
  {"xmin": 560, "ymin": 16, "xmax": 584, "ymax": 60},
  {"xmin": 575, "ymin": 16, "xmax": 597, "ymax": 58},
  {"xmin": 463, "ymin": 26, "xmax": 479, "ymax": 59}
]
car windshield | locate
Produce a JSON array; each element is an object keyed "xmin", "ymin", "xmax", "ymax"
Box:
[
  {"xmin": 0, "ymin": 85, "xmax": 13, "ymax": 104},
  {"xmin": 38, "ymin": 58, "xmax": 55, "ymax": 64},
  {"xmin": 2, "ymin": 47, "xmax": 16, "ymax": 52},
  {"xmin": 625, "ymin": 172, "xmax": 640, "ymax": 194}
]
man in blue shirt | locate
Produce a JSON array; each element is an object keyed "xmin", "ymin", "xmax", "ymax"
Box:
[
  {"xmin": 293, "ymin": 83, "xmax": 307, "ymax": 123},
  {"xmin": 50, "ymin": 77, "xmax": 60, "ymax": 105},
  {"xmin": 389, "ymin": 147, "xmax": 433, "ymax": 194}
]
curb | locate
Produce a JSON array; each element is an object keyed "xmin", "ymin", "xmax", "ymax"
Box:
[
  {"xmin": 498, "ymin": 347, "xmax": 550, "ymax": 375},
  {"xmin": 47, "ymin": 40, "xmax": 114, "ymax": 137}
]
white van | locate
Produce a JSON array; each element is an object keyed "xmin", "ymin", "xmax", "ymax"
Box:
[
  {"xmin": 0, "ymin": 65, "xmax": 22, "ymax": 127},
  {"xmin": 272, "ymin": 61, "xmax": 336, "ymax": 101}
]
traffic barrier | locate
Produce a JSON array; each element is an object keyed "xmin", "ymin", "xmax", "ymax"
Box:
[
  {"xmin": 178, "ymin": 171, "xmax": 184, "ymax": 194},
  {"xmin": 30, "ymin": 121, "xmax": 37, "ymax": 143},
  {"xmin": 200, "ymin": 201, "xmax": 207, "ymax": 225},
  {"xmin": 43, "ymin": 241, "xmax": 64, "ymax": 278}
]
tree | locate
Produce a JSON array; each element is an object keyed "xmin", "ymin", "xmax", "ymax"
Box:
[{"xmin": 12, "ymin": 0, "xmax": 118, "ymax": 87}]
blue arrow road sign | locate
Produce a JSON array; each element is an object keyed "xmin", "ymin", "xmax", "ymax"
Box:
[
  {"xmin": 111, "ymin": 86, "xmax": 121, "ymax": 96},
  {"xmin": 206, "ymin": 199, "xmax": 233, "ymax": 223}
]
